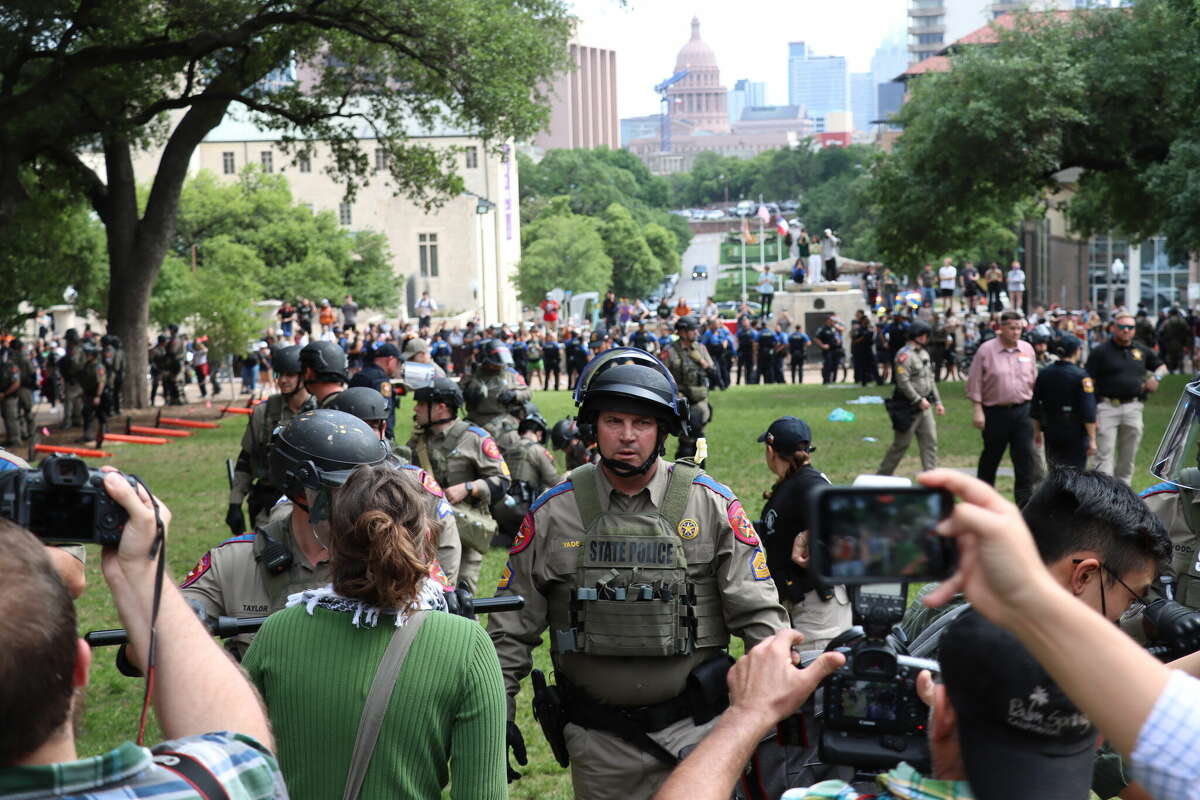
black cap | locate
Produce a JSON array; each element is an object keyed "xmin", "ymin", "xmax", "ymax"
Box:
[
  {"xmin": 756, "ymin": 416, "xmax": 812, "ymax": 454},
  {"xmin": 940, "ymin": 609, "xmax": 1095, "ymax": 800},
  {"xmin": 1056, "ymin": 334, "xmax": 1081, "ymax": 358},
  {"xmin": 369, "ymin": 342, "xmax": 402, "ymax": 360}
]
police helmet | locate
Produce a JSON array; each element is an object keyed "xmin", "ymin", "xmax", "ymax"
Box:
[
  {"xmin": 413, "ymin": 376, "xmax": 464, "ymax": 411},
  {"xmin": 675, "ymin": 315, "xmax": 700, "ymax": 332},
  {"xmin": 1150, "ymin": 381, "xmax": 1200, "ymax": 491},
  {"xmin": 272, "ymin": 344, "xmax": 304, "ymax": 375},
  {"xmin": 518, "ymin": 413, "xmax": 549, "ymax": 437},
  {"xmin": 550, "ymin": 417, "xmax": 579, "ymax": 450},
  {"xmin": 300, "ymin": 340, "xmax": 349, "ymax": 382},
  {"xmin": 477, "ymin": 339, "xmax": 514, "ymax": 368},
  {"xmin": 577, "ymin": 360, "xmax": 687, "ymax": 437},
  {"xmin": 907, "ymin": 320, "xmax": 932, "ymax": 341},
  {"xmin": 520, "ymin": 401, "xmax": 540, "ymax": 420},
  {"xmin": 324, "ymin": 386, "xmax": 388, "ymax": 423},
  {"xmin": 572, "ymin": 347, "xmax": 670, "ymax": 407},
  {"xmin": 268, "ymin": 409, "xmax": 387, "ymax": 498},
  {"xmin": 1028, "ymin": 329, "xmax": 1051, "ymax": 346}
]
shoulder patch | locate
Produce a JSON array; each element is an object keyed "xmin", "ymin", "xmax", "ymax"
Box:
[
  {"xmin": 1140, "ymin": 481, "xmax": 1179, "ymax": 498},
  {"xmin": 436, "ymin": 498, "xmax": 453, "ymax": 518},
  {"xmin": 180, "ymin": 552, "xmax": 213, "ymax": 588},
  {"xmin": 530, "ymin": 480, "xmax": 575, "ymax": 513},
  {"xmin": 497, "ymin": 561, "xmax": 513, "ymax": 590},
  {"xmin": 379, "ymin": 381, "xmax": 392, "ymax": 398},
  {"xmin": 727, "ymin": 500, "xmax": 759, "ymax": 546},
  {"xmin": 693, "ymin": 474, "xmax": 734, "ymax": 500},
  {"xmin": 510, "ymin": 513, "xmax": 536, "ymax": 555},
  {"xmin": 467, "ymin": 425, "xmax": 491, "ymax": 438},
  {"xmin": 749, "ymin": 547, "xmax": 771, "ymax": 581},
  {"xmin": 896, "ymin": 351, "xmax": 908, "ymax": 364},
  {"xmin": 482, "ymin": 436, "xmax": 503, "ymax": 461},
  {"xmin": 543, "ymin": 447, "xmax": 556, "ymax": 462},
  {"xmin": 1082, "ymin": 377, "xmax": 1094, "ymax": 393},
  {"xmin": 429, "ymin": 560, "xmax": 452, "ymax": 590}
]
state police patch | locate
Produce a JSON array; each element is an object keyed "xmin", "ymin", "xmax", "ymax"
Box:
[
  {"xmin": 677, "ymin": 518, "xmax": 700, "ymax": 540},
  {"xmin": 498, "ymin": 562, "xmax": 513, "ymax": 589},
  {"xmin": 482, "ymin": 437, "xmax": 503, "ymax": 461},
  {"xmin": 749, "ymin": 547, "xmax": 771, "ymax": 581},
  {"xmin": 727, "ymin": 500, "xmax": 759, "ymax": 546},
  {"xmin": 510, "ymin": 514, "xmax": 535, "ymax": 554},
  {"xmin": 181, "ymin": 552, "xmax": 212, "ymax": 588}
]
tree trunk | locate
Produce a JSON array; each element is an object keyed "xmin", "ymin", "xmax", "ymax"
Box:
[{"xmin": 98, "ymin": 100, "xmax": 231, "ymax": 409}]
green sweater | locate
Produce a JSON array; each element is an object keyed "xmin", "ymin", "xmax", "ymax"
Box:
[{"xmin": 243, "ymin": 604, "xmax": 506, "ymax": 800}]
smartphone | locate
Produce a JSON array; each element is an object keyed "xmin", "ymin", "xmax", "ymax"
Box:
[{"xmin": 808, "ymin": 486, "xmax": 956, "ymax": 584}]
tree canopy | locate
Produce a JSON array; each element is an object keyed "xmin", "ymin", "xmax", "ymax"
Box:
[
  {"xmin": 0, "ymin": 0, "xmax": 573, "ymax": 404},
  {"xmin": 871, "ymin": 0, "xmax": 1200, "ymax": 265},
  {"xmin": 513, "ymin": 208, "xmax": 612, "ymax": 304}
]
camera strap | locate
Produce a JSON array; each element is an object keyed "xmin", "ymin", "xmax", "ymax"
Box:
[{"xmin": 152, "ymin": 749, "xmax": 232, "ymax": 800}]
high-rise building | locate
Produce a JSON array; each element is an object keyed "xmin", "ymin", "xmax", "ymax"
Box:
[
  {"xmin": 906, "ymin": 0, "xmax": 1084, "ymax": 64},
  {"xmin": 532, "ymin": 41, "xmax": 618, "ymax": 151},
  {"xmin": 850, "ymin": 73, "xmax": 876, "ymax": 134},
  {"xmin": 728, "ymin": 79, "xmax": 766, "ymax": 124},
  {"xmin": 787, "ymin": 42, "xmax": 849, "ymax": 129}
]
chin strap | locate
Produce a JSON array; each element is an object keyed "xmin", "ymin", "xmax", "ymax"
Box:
[{"xmin": 598, "ymin": 432, "xmax": 666, "ymax": 478}]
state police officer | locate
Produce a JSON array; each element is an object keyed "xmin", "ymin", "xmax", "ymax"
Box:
[
  {"xmin": 661, "ymin": 316, "xmax": 715, "ymax": 461},
  {"xmin": 1031, "ymin": 335, "xmax": 1097, "ymax": 470},
  {"xmin": 299, "ymin": 340, "xmax": 348, "ymax": 407},
  {"xmin": 878, "ymin": 320, "xmax": 943, "ymax": 475},
  {"xmin": 488, "ymin": 348, "xmax": 787, "ymax": 800},
  {"xmin": 227, "ymin": 345, "xmax": 314, "ymax": 534},
  {"xmin": 347, "ymin": 341, "xmax": 402, "ymax": 441}
]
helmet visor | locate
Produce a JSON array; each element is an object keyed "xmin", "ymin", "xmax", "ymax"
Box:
[{"xmin": 1150, "ymin": 382, "xmax": 1200, "ymax": 490}]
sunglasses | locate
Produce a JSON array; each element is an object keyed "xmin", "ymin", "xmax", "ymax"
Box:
[{"xmin": 1115, "ymin": 324, "xmax": 1135, "ymax": 331}]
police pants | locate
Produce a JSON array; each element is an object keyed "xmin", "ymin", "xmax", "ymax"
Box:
[
  {"xmin": 757, "ymin": 357, "xmax": 775, "ymax": 384},
  {"xmin": 459, "ymin": 547, "xmax": 483, "ymax": 594},
  {"xmin": 977, "ymin": 402, "xmax": 1037, "ymax": 506},
  {"xmin": 878, "ymin": 406, "xmax": 938, "ymax": 475},
  {"xmin": 736, "ymin": 352, "xmax": 755, "ymax": 384},
  {"xmin": 564, "ymin": 714, "xmax": 717, "ymax": 800},
  {"xmin": 1, "ymin": 395, "xmax": 21, "ymax": 444},
  {"xmin": 1045, "ymin": 430, "xmax": 1088, "ymax": 471},
  {"xmin": 545, "ymin": 360, "xmax": 561, "ymax": 391},
  {"xmin": 821, "ymin": 349, "xmax": 842, "ymax": 384},
  {"xmin": 17, "ymin": 388, "xmax": 33, "ymax": 440},
  {"xmin": 705, "ymin": 345, "xmax": 727, "ymax": 389},
  {"xmin": 81, "ymin": 397, "xmax": 108, "ymax": 438},
  {"xmin": 63, "ymin": 383, "xmax": 84, "ymax": 427},
  {"xmin": 790, "ymin": 352, "xmax": 806, "ymax": 383},
  {"xmin": 1093, "ymin": 400, "xmax": 1143, "ymax": 485},
  {"xmin": 784, "ymin": 585, "xmax": 852, "ymax": 652}
]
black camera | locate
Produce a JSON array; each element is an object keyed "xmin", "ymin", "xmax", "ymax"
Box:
[
  {"xmin": 1143, "ymin": 597, "xmax": 1200, "ymax": 662},
  {"xmin": 0, "ymin": 455, "xmax": 137, "ymax": 545}
]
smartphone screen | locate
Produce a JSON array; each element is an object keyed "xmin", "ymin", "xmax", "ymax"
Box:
[{"xmin": 809, "ymin": 486, "xmax": 956, "ymax": 583}]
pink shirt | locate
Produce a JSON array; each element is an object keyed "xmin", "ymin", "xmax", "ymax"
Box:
[{"xmin": 965, "ymin": 336, "xmax": 1037, "ymax": 406}]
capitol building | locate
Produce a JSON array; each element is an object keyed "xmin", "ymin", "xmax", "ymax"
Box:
[{"xmin": 627, "ymin": 18, "xmax": 812, "ymax": 175}]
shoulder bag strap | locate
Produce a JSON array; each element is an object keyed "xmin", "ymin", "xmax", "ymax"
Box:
[
  {"xmin": 569, "ymin": 463, "xmax": 602, "ymax": 530},
  {"xmin": 661, "ymin": 464, "xmax": 699, "ymax": 530},
  {"xmin": 342, "ymin": 610, "xmax": 430, "ymax": 800}
]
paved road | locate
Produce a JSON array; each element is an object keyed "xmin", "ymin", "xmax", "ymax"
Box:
[{"xmin": 675, "ymin": 232, "xmax": 721, "ymax": 309}]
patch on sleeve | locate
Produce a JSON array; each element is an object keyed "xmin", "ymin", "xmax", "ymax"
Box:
[
  {"xmin": 436, "ymin": 498, "xmax": 453, "ymax": 518},
  {"xmin": 749, "ymin": 547, "xmax": 771, "ymax": 581},
  {"xmin": 429, "ymin": 560, "xmax": 452, "ymax": 590},
  {"xmin": 482, "ymin": 437, "xmax": 503, "ymax": 461},
  {"xmin": 497, "ymin": 561, "xmax": 513, "ymax": 589},
  {"xmin": 379, "ymin": 381, "xmax": 392, "ymax": 398},
  {"xmin": 1082, "ymin": 377, "xmax": 1094, "ymax": 393},
  {"xmin": 896, "ymin": 351, "xmax": 908, "ymax": 364},
  {"xmin": 728, "ymin": 500, "xmax": 759, "ymax": 546},
  {"xmin": 510, "ymin": 513, "xmax": 535, "ymax": 555},
  {"xmin": 420, "ymin": 469, "xmax": 444, "ymax": 497},
  {"xmin": 544, "ymin": 447, "xmax": 556, "ymax": 462},
  {"xmin": 180, "ymin": 552, "xmax": 212, "ymax": 588}
]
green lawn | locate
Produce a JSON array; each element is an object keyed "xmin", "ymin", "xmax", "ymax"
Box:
[{"xmin": 71, "ymin": 375, "xmax": 1192, "ymax": 798}]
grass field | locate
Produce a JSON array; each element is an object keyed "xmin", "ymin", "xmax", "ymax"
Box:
[{"xmin": 71, "ymin": 375, "xmax": 1193, "ymax": 798}]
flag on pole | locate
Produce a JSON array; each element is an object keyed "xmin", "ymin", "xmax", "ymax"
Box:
[
  {"xmin": 741, "ymin": 215, "xmax": 757, "ymax": 245},
  {"xmin": 756, "ymin": 205, "xmax": 770, "ymax": 223},
  {"xmin": 776, "ymin": 217, "xmax": 789, "ymax": 237}
]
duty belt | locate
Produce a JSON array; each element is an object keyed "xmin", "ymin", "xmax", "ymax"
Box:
[
  {"xmin": 561, "ymin": 680, "xmax": 693, "ymax": 734},
  {"xmin": 1100, "ymin": 396, "xmax": 1139, "ymax": 405}
]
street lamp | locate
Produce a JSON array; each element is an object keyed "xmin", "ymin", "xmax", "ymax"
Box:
[
  {"xmin": 464, "ymin": 191, "xmax": 497, "ymax": 323},
  {"xmin": 1111, "ymin": 257, "xmax": 1125, "ymax": 310}
]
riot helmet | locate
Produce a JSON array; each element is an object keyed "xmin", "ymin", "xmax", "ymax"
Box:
[
  {"xmin": 299, "ymin": 340, "xmax": 349, "ymax": 383},
  {"xmin": 325, "ymin": 386, "xmax": 388, "ymax": 424},
  {"xmin": 907, "ymin": 320, "xmax": 932, "ymax": 341},
  {"xmin": 518, "ymin": 413, "xmax": 549, "ymax": 438},
  {"xmin": 272, "ymin": 344, "xmax": 304, "ymax": 376},
  {"xmin": 267, "ymin": 409, "xmax": 387, "ymax": 503},
  {"xmin": 477, "ymin": 339, "xmax": 514, "ymax": 368},
  {"xmin": 674, "ymin": 315, "xmax": 700, "ymax": 332},
  {"xmin": 550, "ymin": 417, "xmax": 580, "ymax": 450},
  {"xmin": 413, "ymin": 377, "xmax": 463, "ymax": 426},
  {"xmin": 1150, "ymin": 381, "xmax": 1200, "ymax": 491}
]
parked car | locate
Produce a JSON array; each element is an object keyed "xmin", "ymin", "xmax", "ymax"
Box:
[
  {"xmin": 691, "ymin": 264, "xmax": 709, "ymax": 280},
  {"xmin": 703, "ymin": 209, "xmax": 724, "ymax": 220},
  {"xmin": 736, "ymin": 200, "xmax": 754, "ymax": 216}
]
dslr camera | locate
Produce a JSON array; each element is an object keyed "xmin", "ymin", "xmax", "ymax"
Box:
[
  {"xmin": 0, "ymin": 455, "xmax": 137, "ymax": 545},
  {"xmin": 785, "ymin": 485, "xmax": 956, "ymax": 771}
]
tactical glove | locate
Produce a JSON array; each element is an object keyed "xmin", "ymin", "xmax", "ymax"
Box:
[
  {"xmin": 506, "ymin": 720, "xmax": 527, "ymax": 783},
  {"xmin": 225, "ymin": 503, "xmax": 246, "ymax": 536},
  {"xmin": 498, "ymin": 389, "xmax": 517, "ymax": 406}
]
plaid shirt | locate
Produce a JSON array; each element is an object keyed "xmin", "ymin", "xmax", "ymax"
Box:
[
  {"xmin": 1131, "ymin": 669, "xmax": 1200, "ymax": 800},
  {"xmin": 781, "ymin": 762, "xmax": 975, "ymax": 799},
  {"xmin": 0, "ymin": 733, "xmax": 286, "ymax": 799}
]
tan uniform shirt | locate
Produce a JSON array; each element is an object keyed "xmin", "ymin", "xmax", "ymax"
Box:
[
  {"xmin": 408, "ymin": 420, "xmax": 510, "ymax": 500},
  {"xmin": 662, "ymin": 341, "xmax": 712, "ymax": 404},
  {"xmin": 894, "ymin": 344, "xmax": 940, "ymax": 405},
  {"xmin": 229, "ymin": 393, "xmax": 310, "ymax": 504},
  {"xmin": 487, "ymin": 459, "xmax": 788, "ymax": 717},
  {"xmin": 463, "ymin": 368, "xmax": 531, "ymax": 428}
]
